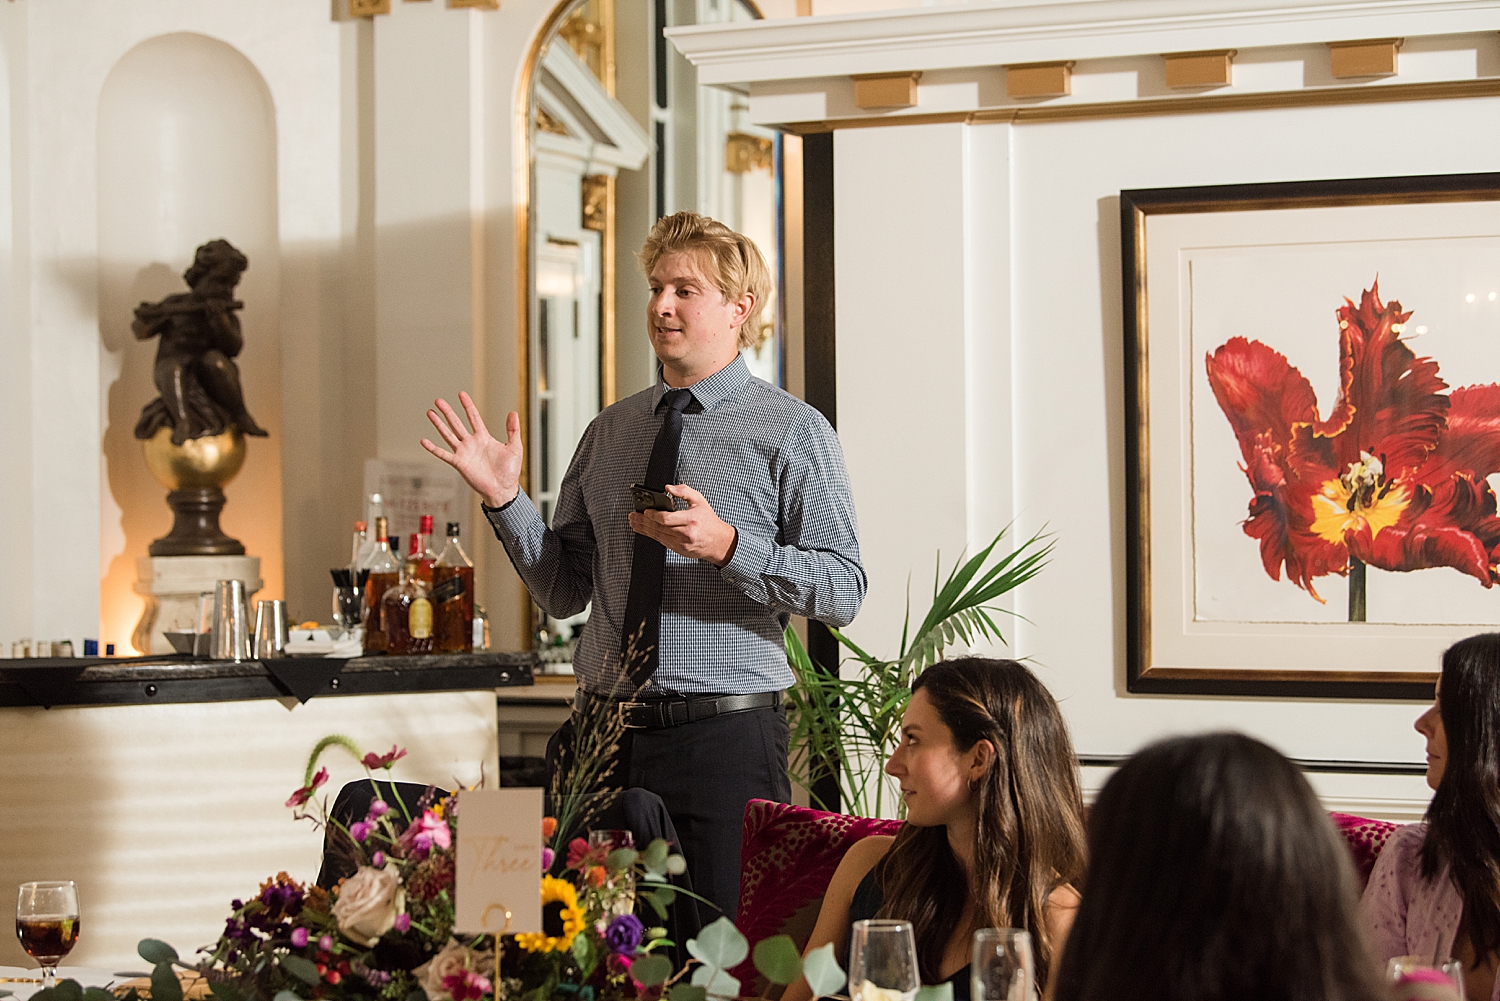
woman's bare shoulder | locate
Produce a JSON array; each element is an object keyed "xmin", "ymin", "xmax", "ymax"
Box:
[{"xmin": 828, "ymin": 835, "xmax": 896, "ymax": 891}]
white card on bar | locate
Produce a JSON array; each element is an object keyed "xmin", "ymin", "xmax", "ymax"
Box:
[{"xmin": 454, "ymin": 788, "xmax": 543, "ymax": 935}]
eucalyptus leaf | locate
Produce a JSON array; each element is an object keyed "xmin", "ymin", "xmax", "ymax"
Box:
[
  {"xmin": 752, "ymin": 936, "xmax": 802, "ymax": 985},
  {"xmin": 273, "ymin": 991, "xmax": 304, "ymax": 1001},
  {"xmin": 279, "ymin": 955, "xmax": 321, "ymax": 987},
  {"xmin": 641, "ymin": 838, "xmax": 670, "ymax": 876},
  {"xmin": 210, "ymin": 981, "xmax": 244, "ymax": 1001},
  {"xmin": 643, "ymin": 889, "xmax": 670, "ymax": 920},
  {"xmin": 801, "ymin": 942, "xmax": 846, "ymax": 998},
  {"xmin": 606, "ymin": 848, "xmax": 639, "ymax": 872},
  {"xmin": 572, "ymin": 928, "xmax": 596, "ymax": 978},
  {"xmin": 685, "ymin": 917, "xmax": 748, "ymax": 970},
  {"xmin": 666, "ymin": 986, "xmax": 706, "ymax": 1001},
  {"xmin": 916, "ymin": 984, "xmax": 954, "ymax": 1001},
  {"xmin": 137, "ymin": 940, "xmax": 180, "ymax": 966},
  {"xmin": 630, "ymin": 955, "xmax": 673, "ymax": 988},
  {"xmin": 651, "ymin": 885, "xmax": 676, "ymax": 906},
  {"xmin": 83, "ymin": 988, "xmax": 116, "ymax": 1001},
  {"xmin": 665, "ymin": 854, "xmax": 687, "ymax": 875},
  {"xmin": 150, "ymin": 964, "xmax": 183, "ymax": 1001},
  {"xmin": 689, "ymin": 964, "xmax": 740, "ymax": 999}
]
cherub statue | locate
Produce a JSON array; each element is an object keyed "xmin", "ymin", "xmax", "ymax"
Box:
[{"xmin": 132, "ymin": 239, "xmax": 269, "ymax": 446}]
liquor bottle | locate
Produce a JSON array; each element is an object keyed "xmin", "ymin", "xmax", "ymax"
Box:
[
  {"xmin": 361, "ymin": 517, "xmax": 401, "ymax": 654},
  {"xmin": 349, "ymin": 520, "xmax": 367, "ymax": 573},
  {"xmin": 414, "ymin": 515, "xmax": 437, "ymax": 580},
  {"xmin": 358, "ymin": 493, "xmax": 384, "ymax": 567},
  {"xmin": 382, "ymin": 557, "xmax": 434, "ymax": 655},
  {"xmin": 433, "ymin": 521, "xmax": 475, "ymax": 653},
  {"xmin": 473, "ymin": 602, "xmax": 490, "ymax": 651}
]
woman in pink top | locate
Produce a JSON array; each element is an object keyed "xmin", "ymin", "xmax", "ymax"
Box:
[{"xmin": 1363, "ymin": 632, "xmax": 1500, "ymax": 1001}]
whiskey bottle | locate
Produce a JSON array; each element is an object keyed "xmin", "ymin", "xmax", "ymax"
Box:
[
  {"xmin": 433, "ymin": 522, "xmax": 474, "ymax": 653},
  {"xmin": 382, "ymin": 559, "xmax": 434, "ymax": 655},
  {"xmin": 361, "ymin": 516, "xmax": 400, "ymax": 654}
]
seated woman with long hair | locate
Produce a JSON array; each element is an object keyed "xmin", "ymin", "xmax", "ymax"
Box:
[
  {"xmin": 781, "ymin": 658, "xmax": 1087, "ymax": 1001},
  {"xmin": 1052, "ymin": 732, "xmax": 1388, "ymax": 1001},
  {"xmin": 1364, "ymin": 632, "xmax": 1500, "ymax": 1001}
]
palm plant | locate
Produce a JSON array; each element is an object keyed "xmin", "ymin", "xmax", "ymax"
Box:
[{"xmin": 785, "ymin": 528, "xmax": 1052, "ymax": 818}]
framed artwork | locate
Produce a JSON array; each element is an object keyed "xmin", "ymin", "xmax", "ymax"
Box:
[{"xmin": 1122, "ymin": 172, "xmax": 1500, "ymax": 699}]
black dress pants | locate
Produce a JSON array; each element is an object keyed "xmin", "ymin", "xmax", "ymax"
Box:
[{"xmin": 549, "ymin": 702, "xmax": 791, "ymax": 922}]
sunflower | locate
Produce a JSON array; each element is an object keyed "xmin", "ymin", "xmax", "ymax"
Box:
[{"xmin": 514, "ymin": 876, "xmax": 587, "ymax": 953}]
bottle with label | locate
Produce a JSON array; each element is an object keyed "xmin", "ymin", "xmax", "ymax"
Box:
[
  {"xmin": 413, "ymin": 515, "xmax": 437, "ymax": 580},
  {"xmin": 349, "ymin": 520, "xmax": 367, "ymax": 574},
  {"xmin": 358, "ymin": 494, "xmax": 384, "ymax": 567},
  {"xmin": 361, "ymin": 517, "xmax": 401, "ymax": 654},
  {"xmin": 382, "ymin": 557, "xmax": 434, "ymax": 655},
  {"xmin": 433, "ymin": 521, "xmax": 474, "ymax": 653}
]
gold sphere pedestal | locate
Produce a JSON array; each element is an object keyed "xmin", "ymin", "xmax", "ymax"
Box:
[{"xmin": 141, "ymin": 426, "xmax": 248, "ymax": 556}]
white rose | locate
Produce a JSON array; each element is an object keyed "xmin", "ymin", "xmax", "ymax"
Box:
[
  {"xmin": 415, "ymin": 940, "xmax": 495, "ymax": 1001},
  {"xmin": 331, "ymin": 865, "xmax": 406, "ymax": 947}
]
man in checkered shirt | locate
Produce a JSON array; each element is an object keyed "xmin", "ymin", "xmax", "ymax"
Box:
[{"xmin": 423, "ymin": 211, "xmax": 865, "ymax": 920}]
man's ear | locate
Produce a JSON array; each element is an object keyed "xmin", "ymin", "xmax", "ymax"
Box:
[{"xmin": 732, "ymin": 291, "xmax": 755, "ymax": 328}]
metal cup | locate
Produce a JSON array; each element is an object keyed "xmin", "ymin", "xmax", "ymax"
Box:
[
  {"xmin": 211, "ymin": 579, "xmax": 251, "ymax": 661},
  {"xmin": 253, "ymin": 599, "xmax": 290, "ymax": 659}
]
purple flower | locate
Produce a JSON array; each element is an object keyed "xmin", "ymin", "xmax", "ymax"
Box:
[
  {"xmin": 290, "ymin": 927, "xmax": 309, "ymax": 949},
  {"xmin": 369, "ymin": 800, "xmax": 390, "ymax": 818},
  {"xmin": 541, "ymin": 847, "xmax": 555, "ymax": 871},
  {"xmin": 350, "ymin": 820, "xmax": 373, "ymax": 842},
  {"xmin": 393, "ymin": 913, "xmax": 410, "ymax": 933},
  {"xmin": 320, "ymin": 934, "xmax": 335, "ymax": 952},
  {"xmin": 603, "ymin": 914, "xmax": 645, "ymax": 956},
  {"xmin": 372, "ymin": 851, "xmax": 386, "ymax": 868}
]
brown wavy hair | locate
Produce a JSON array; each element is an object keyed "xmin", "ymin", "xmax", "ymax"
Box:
[
  {"xmin": 871, "ymin": 658, "xmax": 1086, "ymax": 991},
  {"xmin": 636, "ymin": 211, "xmax": 772, "ymax": 350}
]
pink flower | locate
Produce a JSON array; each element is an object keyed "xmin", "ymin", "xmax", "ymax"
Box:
[
  {"xmin": 406, "ymin": 810, "xmax": 452, "ymax": 854},
  {"xmin": 369, "ymin": 800, "xmax": 390, "ymax": 818},
  {"xmin": 394, "ymin": 913, "xmax": 411, "ymax": 933},
  {"xmin": 441, "ymin": 971, "xmax": 491, "ymax": 1001},
  {"xmin": 541, "ymin": 847, "xmax": 555, "ymax": 871},
  {"xmin": 319, "ymin": 935, "xmax": 334, "ymax": 952},
  {"xmin": 290, "ymin": 927, "xmax": 309, "ymax": 949},
  {"xmin": 350, "ymin": 820, "xmax": 373, "ymax": 842},
  {"xmin": 566, "ymin": 837, "xmax": 593, "ymax": 869},
  {"xmin": 362, "ymin": 745, "xmax": 407, "ymax": 771},
  {"xmin": 372, "ymin": 851, "xmax": 386, "ymax": 868},
  {"xmin": 286, "ymin": 768, "xmax": 329, "ymax": 808}
]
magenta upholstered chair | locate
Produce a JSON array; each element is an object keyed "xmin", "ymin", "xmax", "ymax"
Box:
[{"xmin": 734, "ymin": 800, "xmax": 1401, "ymax": 993}]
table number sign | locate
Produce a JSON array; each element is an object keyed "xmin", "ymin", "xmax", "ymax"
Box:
[{"xmin": 454, "ymin": 788, "xmax": 543, "ymax": 935}]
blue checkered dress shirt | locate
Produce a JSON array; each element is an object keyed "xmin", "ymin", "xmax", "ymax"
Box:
[{"xmin": 485, "ymin": 355, "xmax": 865, "ymax": 696}]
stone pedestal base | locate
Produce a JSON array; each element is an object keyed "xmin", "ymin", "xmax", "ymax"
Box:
[{"xmin": 132, "ymin": 555, "xmax": 263, "ymax": 655}]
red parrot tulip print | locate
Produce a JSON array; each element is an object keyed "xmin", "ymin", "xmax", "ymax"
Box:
[{"xmin": 1205, "ymin": 281, "xmax": 1500, "ymax": 606}]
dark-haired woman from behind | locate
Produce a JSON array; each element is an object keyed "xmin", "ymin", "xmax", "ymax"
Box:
[
  {"xmin": 780, "ymin": 658, "xmax": 1087, "ymax": 1001},
  {"xmin": 1364, "ymin": 632, "xmax": 1500, "ymax": 1001},
  {"xmin": 1053, "ymin": 732, "xmax": 1388, "ymax": 1001}
]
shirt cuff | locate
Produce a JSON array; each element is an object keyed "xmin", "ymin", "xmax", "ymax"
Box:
[
  {"xmin": 718, "ymin": 527, "xmax": 772, "ymax": 591},
  {"xmin": 482, "ymin": 489, "xmax": 542, "ymax": 543}
]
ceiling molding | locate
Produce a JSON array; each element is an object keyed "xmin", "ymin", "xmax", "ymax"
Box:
[{"xmin": 666, "ymin": 0, "xmax": 1500, "ymax": 86}]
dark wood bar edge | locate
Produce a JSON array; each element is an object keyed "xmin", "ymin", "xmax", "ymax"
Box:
[{"xmin": 0, "ymin": 651, "xmax": 537, "ymax": 709}]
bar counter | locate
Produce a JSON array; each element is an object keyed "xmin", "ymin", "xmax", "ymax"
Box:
[{"xmin": 0, "ymin": 650, "xmax": 536, "ymax": 708}]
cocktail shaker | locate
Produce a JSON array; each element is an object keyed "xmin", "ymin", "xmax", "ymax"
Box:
[
  {"xmin": 211, "ymin": 579, "xmax": 251, "ymax": 661},
  {"xmin": 253, "ymin": 599, "xmax": 290, "ymax": 659}
]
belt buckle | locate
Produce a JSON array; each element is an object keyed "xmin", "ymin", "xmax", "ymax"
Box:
[{"xmin": 620, "ymin": 700, "xmax": 663, "ymax": 730}]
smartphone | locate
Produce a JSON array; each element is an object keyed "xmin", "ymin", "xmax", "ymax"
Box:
[{"xmin": 630, "ymin": 483, "xmax": 677, "ymax": 513}]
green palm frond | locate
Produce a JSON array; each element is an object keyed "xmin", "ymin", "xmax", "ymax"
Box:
[{"xmin": 784, "ymin": 527, "xmax": 1051, "ymax": 818}]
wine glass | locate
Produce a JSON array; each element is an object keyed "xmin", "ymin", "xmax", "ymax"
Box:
[
  {"xmin": 848, "ymin": 919, "xmax": 919, "ymax": 1001},
  {"xmin": 1388, "ymin": 955, "xmax": 1464, "ymax": 997},
  {"xmin": 16, "ymin": 881, "xmax": 81, "ymax": 988},
  {"xmin": 972, "ymin": 928, "xmax": 1035, "ymax": 1001}
]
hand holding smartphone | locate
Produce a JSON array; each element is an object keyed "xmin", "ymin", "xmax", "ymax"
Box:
[{"xmin": 630, "ymin": 483, "xmax": 677, "ymax": 513}]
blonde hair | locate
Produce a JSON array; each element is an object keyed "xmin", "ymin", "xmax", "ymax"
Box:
[{"xmin": 637, "ymin": 211, "xmax": 773, "ymax": 351}]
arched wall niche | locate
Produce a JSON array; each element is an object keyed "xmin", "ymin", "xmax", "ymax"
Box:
[{"xmin": 97, "ymin": 31, "xmax": 283, "ymax": 652}]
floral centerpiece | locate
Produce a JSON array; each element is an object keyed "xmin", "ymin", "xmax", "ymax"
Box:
[{"xmin": 24, "ymin": 736, "xmax": 851, "ymax": 1001}]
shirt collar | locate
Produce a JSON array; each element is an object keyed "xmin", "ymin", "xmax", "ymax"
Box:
[{"xmin": 651, "ymin": 354, "xmax": 751, "ymax": 413}]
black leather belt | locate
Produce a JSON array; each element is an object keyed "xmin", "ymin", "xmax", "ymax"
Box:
[{"xmin": 573, "ymin": 689, "xmax": 783, "ymax": 730}]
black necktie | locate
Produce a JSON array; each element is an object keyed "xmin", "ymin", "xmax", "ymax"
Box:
[{"xmin": 621, "ymin": 389, "xmax": 693, "ymax": 688}]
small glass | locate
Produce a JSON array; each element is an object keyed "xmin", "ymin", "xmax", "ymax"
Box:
[
  {"xmin": 16, "ymin": 880, "xmax": 81, "ymax": 987},
  {"xmin": 849, "ymin": 919, "xmax": 919, "ymax": 1001},
  {"xmin": 972, "ymin": 928, "xmax": 1035, "ymax": 1001},
  {"xmin": 1388, "ymin": 955, "xmax": 1464, "ymax": 995},
  {"xmin": 588, "ymin": 829, "xmax": 635, "ymax": 852}
]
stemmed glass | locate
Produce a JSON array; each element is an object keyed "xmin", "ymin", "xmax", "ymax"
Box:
[
  {"xmin": 1388, "ymin": 955, "xmax": 1464, "ymax": 996},
  {"xmin": 16, "ymin": 881, "xmax": 81, "ymax": 987},
  {"xmin": 972, "ymin": 928, "xmax": 1036, "ymax": 1001},
  {"xmin": 848, "ymin": 919, "xmax": 919, "ymax": 1001}
]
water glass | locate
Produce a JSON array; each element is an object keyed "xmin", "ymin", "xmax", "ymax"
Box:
[
  {"xmin": 972, "ymin": 928, "xmax": 1035, "ymax": 1001},
  {"xmin": 849, "ymin": 919, "xmax": 919, "ymax": 1001},
  {"xmin": 1388, "ymin": 955, "xmax": 1464, "ymax": 996},
  {"xmin": 16, "ymin": 881, "xmax": 81, "ymax": 987}
]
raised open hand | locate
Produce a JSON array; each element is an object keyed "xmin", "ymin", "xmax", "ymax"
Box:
[{"xmin": 421, "ymin": 391, "xmax": 523, "ymax": 509}]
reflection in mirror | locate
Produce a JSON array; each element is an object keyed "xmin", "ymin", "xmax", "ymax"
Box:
[{"xmin": 526, "ymin": 0, "xmax": 778, "ymax": 659}]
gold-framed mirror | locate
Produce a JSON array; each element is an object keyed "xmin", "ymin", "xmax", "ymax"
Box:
[{"xmin": 517, "ymin": 0, "xmax": 781, "ymax": 659}]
